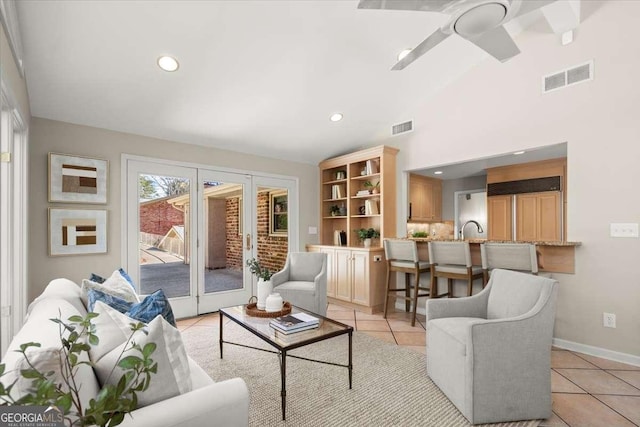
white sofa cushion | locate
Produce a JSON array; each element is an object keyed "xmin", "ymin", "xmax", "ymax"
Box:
[{"xmin": 92, "ymin": 310, "xmax": 192, "ymax": 408}]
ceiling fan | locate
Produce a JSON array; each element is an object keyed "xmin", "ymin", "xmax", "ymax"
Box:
[{"xmin": 358, "ymin": 0, "xmax": 557, "ymax": 69}]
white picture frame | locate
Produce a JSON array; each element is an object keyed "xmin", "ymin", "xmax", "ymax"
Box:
[
  {"xmin": 49, "ymin": 208, "xmax": 107, "ymax": 256},
  {"xmin": 49, "ymin": 153, "xmax": 108, "ymax": 204}
]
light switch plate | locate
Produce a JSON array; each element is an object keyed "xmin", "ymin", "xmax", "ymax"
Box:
[
  {"xmin": 308, "ymin": 226, "xmax": 318, "ymax": 235},
  {"xmin": 610, "ymin": 223, "xmax": 639, "ymax": 238}
]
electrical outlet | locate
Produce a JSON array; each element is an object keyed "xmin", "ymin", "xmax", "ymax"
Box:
[
  {"xmin": 373, "ymin": 255, "xmax": 382, "ymax": 262},
  {"xmin": 610, "ymin": 223, "xmax": 639, "ymax": 238},
  {"xmin": 603, "ymin": 312, "xmax": 616, "ymax": 328}
]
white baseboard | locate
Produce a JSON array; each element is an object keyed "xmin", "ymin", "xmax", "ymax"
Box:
[{"xmin": 552, "ymin": 338, "xmax": 640, "ymax": 367}]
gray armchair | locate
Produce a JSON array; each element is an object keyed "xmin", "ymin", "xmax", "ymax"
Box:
[
  {"xmin": 426, "ymin": 269, "xmax": 558, "ymax": 424},
  {"xmin": 271, "ymin": 252, "xmax": 327, "ymax": 317}
]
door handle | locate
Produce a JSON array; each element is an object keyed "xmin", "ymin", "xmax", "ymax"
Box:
[{"xmin": 246, "ymin": 234, "xmax": 251, "ymax": 250}]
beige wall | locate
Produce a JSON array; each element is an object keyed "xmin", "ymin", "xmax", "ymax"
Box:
[
  {"xmin": 29, "ymin": 118, "xmax": 318, "ymax": 301},
  {"xmin": 1, "ymin": 23, "xmax": 30, "ymax": 121},
  {"xmin": 391, "ymin": 1, "xmax": 640, "ymax": 357}
]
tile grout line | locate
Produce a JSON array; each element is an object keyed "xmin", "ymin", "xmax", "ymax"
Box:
[{"xmin": 590, "ymin": 394, "xmax": 640, "ymax": 427}]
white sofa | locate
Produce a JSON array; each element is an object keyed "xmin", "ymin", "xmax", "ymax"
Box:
[{"xmin": 1, "ymin": 278, "xmax": 249, "ymax": 427}]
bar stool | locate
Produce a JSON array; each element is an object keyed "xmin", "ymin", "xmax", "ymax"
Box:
[
  {"xmin": 480, "ymin": 242, "xmax": 538, "ymax": 286},
  {"xmin": 428, "ymin": 241, "xmax": 483, "ymax": 297},
  {"xmin": 383, "ymin": 239, "xmax": 431, "ymax": 326}
]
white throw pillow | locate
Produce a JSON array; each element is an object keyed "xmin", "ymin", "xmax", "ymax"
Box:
[
  {"xmin": 81, "ymin": 269, "xmax": 139, "ymax": 307},
  {"xmin": 89, "ymin": 301, "xmax": 139, "ymax": 363},
  {"xmin": 92, "ymin": 315, "xmax": 192, "ymax": 408}
]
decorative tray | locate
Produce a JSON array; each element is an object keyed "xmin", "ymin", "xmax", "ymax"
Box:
[{"xmin": 246, "ymin": 301, "xmax": 292, "ymax": 318}]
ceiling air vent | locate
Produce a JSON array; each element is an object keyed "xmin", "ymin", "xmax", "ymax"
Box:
[
  {"xmin": 543, "ymin": 60, "xmax": 594, "ymax": 94},
  {"xmin": 392, "ymin": 120, "xmax": 413, "ymax": 136}
]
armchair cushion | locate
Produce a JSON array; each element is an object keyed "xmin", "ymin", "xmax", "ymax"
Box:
[
  {"xmin": 486, "ymin": 269, "xmax": 550, "ymax": 319},
  {"xmin": 428, "ymin": 317, "xmax": 481, "ymax": 357},
  {"xmin": 288, "ymin": 252, "xmax": 325, "ymax": 282}
]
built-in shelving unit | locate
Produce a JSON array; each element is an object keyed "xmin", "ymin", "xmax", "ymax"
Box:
[{"xmin": 317, "ymin": 145, "xmax": 398, "ymax": 248}]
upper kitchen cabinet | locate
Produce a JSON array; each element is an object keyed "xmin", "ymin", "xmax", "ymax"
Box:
[
  {"xmin": 487, "ymin": 158, "xmax": 566, "ymax": 242},
  {"xmin": 487, "ymin": 194, "xmax": 513, "ymax": 240},
  {"xmin": 408, "ymin": 173, "xmax": 442, "ymax": 222}
]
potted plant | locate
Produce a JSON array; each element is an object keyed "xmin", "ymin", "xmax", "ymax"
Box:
[
  {"xmin": 363, "ymin": 180, "xmax": 380, "ymax": 194},
  {"xmin": 0, "ymin": 313, "xmax": 156, "ymax": 427},
  {"xmin": 356, "ymin": 228, "xmax": 380, "ymax": 248},
  {"xmin": 330, "ymin": 205, "xmax": 341, "ymax": 216},
  {"xmin": 246, "ymin": 258, "xmax": 274, "ymax": 310}
]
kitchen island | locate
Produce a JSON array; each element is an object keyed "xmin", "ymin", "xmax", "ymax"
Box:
[{"xmin": 408, "ymin": 237, "xmax": 581, "ymax": 274}]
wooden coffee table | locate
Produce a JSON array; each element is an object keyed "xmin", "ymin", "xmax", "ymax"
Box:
[{"xmin": 219, "ymin": 304, "xmax": 353, "ymax": 420}]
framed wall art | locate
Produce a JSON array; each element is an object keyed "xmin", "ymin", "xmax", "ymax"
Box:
[
  {"xmin": 49, "ymin": 153, "xmax": 108, "ymax": 203},
  {"xmin": 49, "ymin": 208, "xmax": 107, "ymax": 256}
]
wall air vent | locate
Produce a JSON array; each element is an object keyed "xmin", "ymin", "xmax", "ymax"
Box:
[
  {"xmin": 543, "ymin": 60, "xmax": 594, "ymax": 94},
  {"xmin": 392, "ymin": 120, "xmax": 413, "ymax": 136}
]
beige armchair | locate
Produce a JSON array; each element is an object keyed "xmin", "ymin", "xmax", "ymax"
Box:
[
  {"xmin": 426, "ymin": 269, "xmax": 558, "ymax": 424},
  {"xmin": 271, "ymin": 252, "xmax": 327, "ymax": 316}
]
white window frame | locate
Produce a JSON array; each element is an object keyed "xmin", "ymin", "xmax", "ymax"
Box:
[{"xmin": 0, "ymin": 80, "xmax": 28, "ymax": 355}]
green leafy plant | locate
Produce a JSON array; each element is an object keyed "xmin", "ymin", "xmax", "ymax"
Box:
[
  {"xmin": 0, "ymin": 312, "xmax": 157, "ymax": 427},
  {"xmin": 363, "ymin": 181, "xmax": 380, "ymax": 193},
  {"xmin": 411, "ymin": 231, "xmax": 429, "ymax": 238},
  {"xmin": 356, "ymin": 228, "xmax": 380, "ymax": 240},
  {"xmin": 246, "ymin": 258, "xmax": 274, "ymax": 281}
]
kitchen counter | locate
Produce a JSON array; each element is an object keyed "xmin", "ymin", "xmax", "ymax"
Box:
[
  {"xmin": 406, "ymin": 237, "xmax": 580, "ymax": 274},
  {"xmin": 407, "ymin": 237, "xmax": 581, "ymax": 247}
]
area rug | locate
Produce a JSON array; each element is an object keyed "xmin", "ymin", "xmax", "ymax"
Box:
[{"xmin": 181, "ymin": 323, "xmax": 539, "ymax": 427}]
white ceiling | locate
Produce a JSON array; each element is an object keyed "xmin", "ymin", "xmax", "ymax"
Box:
[{"xmin": 17, "ymin": 0, "xmax": 553, "ymax": 164}]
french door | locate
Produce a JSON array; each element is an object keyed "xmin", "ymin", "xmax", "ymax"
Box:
[{"xmin": 124, "ymin": 157, "xmax": 297, "ymax": 318}]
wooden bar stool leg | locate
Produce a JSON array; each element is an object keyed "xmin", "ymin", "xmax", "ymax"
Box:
[
  {"xmin": 430, "ymin": 270, "xmax": 437, "ymax": 298},
  {"xmin": 447, "ymin": 278, "xmax": 453, "ymax": 298},
  {"xmin": 405, "ymin": 273, "xmax": 410, "ymax": 312},
  {"xmin": 411, "ymin": 268, "xmax": 419, "ymax": 327},
  {"xmin": 383, "ymin": 265, "xmax": 391, "ymax": 319},
  {"xmin": 467, "ymin": 275, "xmax": 473, "ymax": 297}
]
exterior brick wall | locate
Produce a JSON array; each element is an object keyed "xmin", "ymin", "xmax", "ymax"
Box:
[
  {"xmin": 256, "ymin": 192, "xmax": 288, "ymax": 273},
  {"xmin": 226, "ymin": 197, "xmax": 243, "ymax": 270},
  {"xmin": 139, "ymin": 198, "xmax": 184, "ymax": 236}
]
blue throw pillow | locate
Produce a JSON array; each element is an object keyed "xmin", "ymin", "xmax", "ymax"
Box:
[
  {"xmin": 126, "ymin": 290, "xmax": 176, "ymax": 327},
  {"xmin": 89, "ymin": 273, "xmax": 106, "ymax": 284},
  {"xmin": 87, "ymin": 288, "xmax": 133, "ymax": 313}
]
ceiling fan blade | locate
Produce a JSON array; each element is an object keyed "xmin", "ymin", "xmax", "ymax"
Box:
[
  {"xmin": 466, "ymin": 25, "xmax": 520, "ymax": 62},
  {"xmin": 391, "ymin": 28, "xmax": 450, "ymax": 70},
  {"xmin": 357, "ymin": 0, "xmax": 451, "ymax": 12},
  {"xmin": 512, "ymin": 0, "xmax": 557, "ymax": 18}
]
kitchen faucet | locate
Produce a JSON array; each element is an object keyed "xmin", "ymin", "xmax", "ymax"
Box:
[{"xmin": 459, "ymin": 220, "xmax": 484, "ymax": 240}]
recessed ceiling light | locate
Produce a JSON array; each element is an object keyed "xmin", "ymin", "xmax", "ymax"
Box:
[
  {"xmin": 397, "ymin": 48, "xmax": 413, "ymax": 61},
  {"xmin": 434, "ymin": 171, "xmax": 443, "ymax": 175},
  {"xmin": 157, "ymin": 56, "xmax": 179, "ymax": 72},
  {"xmin": 330, "ymin": 113, "xmax": 343, "ymax": 122},
  {"xmin": 513, "ymin": 150, "xmax": 526, "ymax": 155}
]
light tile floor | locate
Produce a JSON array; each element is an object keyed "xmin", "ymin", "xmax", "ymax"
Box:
[{"xmin": 177, "ymin": 304, "xmax": 640, "ymax": 427}]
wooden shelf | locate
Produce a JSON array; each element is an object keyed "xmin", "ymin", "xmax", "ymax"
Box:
[
  {"xmin": 323, "ymin": 179, "xmax": 348, "ymax": 185},
  {"xmin": 323, "ymin": 198, "xmax": 348, "ymax": 202},
  {"xmin": 323, "ymin": 216, "xmax": 348, "ymax": 219},
  {"xmin": 351, "ymin": 173, "xmax": 380, "ymax": 181},
  {"xmin": 351, "ymin": 194, "xmax": 379, "ymax": 199}
]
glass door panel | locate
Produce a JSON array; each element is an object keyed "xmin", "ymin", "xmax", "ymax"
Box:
[
  {"xmin": 252, "ymin": 176, "xmax": 298, "ymax": 285},
  {"xmin": 197, "ymin": 171, "xmax": 253, "ymax": 313},
  {"xmin": 126, "ymin": 161, "xmax": 197, "ymax": 318}
]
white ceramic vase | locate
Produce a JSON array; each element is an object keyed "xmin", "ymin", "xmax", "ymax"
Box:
[
  {"xmin": 363, "ymin": 238, "xmax": 372, "ymax": 248},
  {"xmin": 265, "ymin": 292, "xmax": 284, "ymax": 312},
  {"xmin": 256, "ymin": 278, "xmax": 273, "ymax": 310}
]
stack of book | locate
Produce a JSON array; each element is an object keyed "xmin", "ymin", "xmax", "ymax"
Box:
[
  {"xmin": 356, "ymin": 190, "xmax": 370, "ymax": 196},
  {"xmin": 364, "ymin": 199, "xmax": 379, "ymax": 215},
  {"xmin": 331, "ymin": 184, "xmax": 344, "ymax": 199},
  {"xmin": 270, "ymin": 312, "xmax": 320, "ymax": 334}
]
